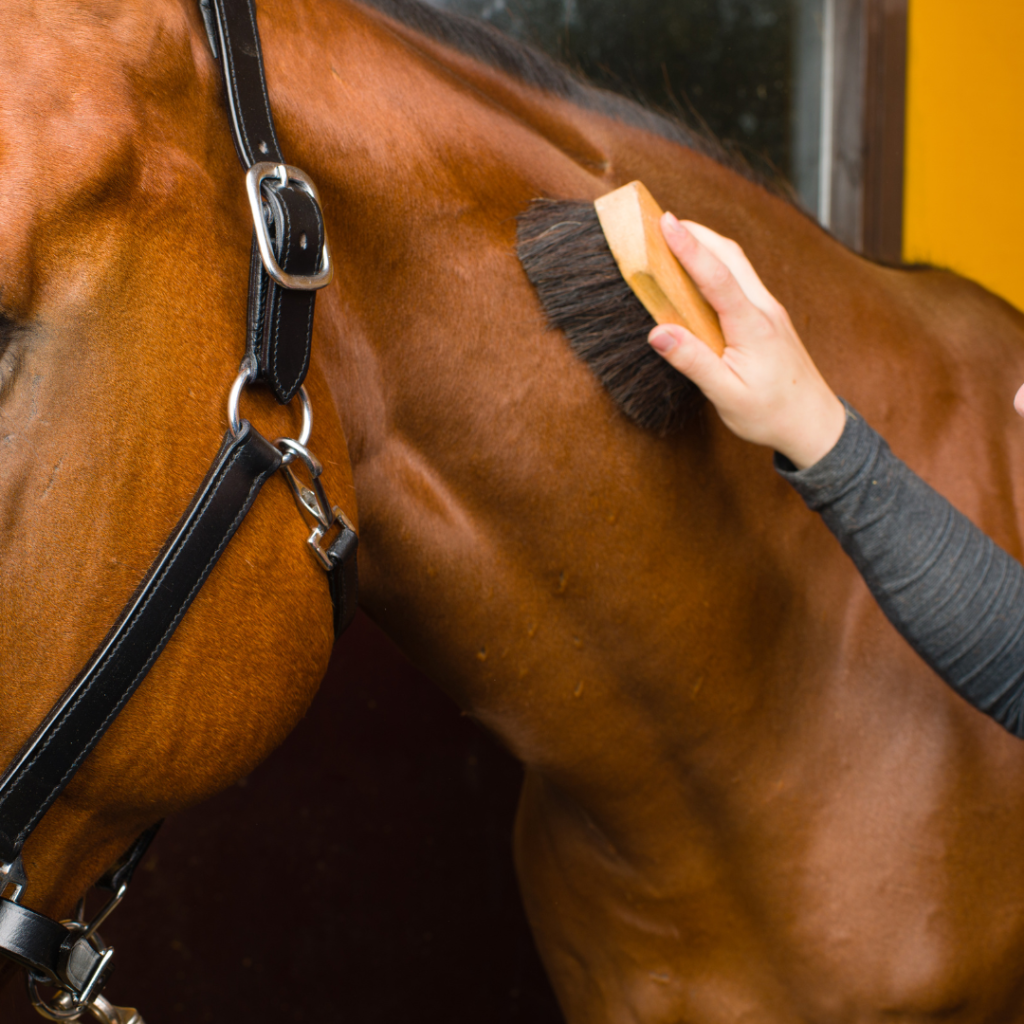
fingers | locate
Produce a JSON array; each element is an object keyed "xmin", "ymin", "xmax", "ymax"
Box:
[
  {"xmin": 679, "ymin": 220, "xmax": 779, "ymax": 316},
  {"xmin": 659, "ymin": 214, "xmax": 764, "ymax": 328},
  {"xmin": 649, "ymin": 323, "xmax": 737, "ymax": 404}
]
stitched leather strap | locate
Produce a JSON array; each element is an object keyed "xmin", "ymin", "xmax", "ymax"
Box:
[
  {"xmin": 0, "ymin": 424, "xmax": 281, "ymax": 864},
  {"xmin": 200, "ymin": 0, "xmax": 281, "ymax": 167},
  {"xmin": 246, "ymin": 188, "xmax": 322, "ymax": 403},
  {"xmin": 0, "ymin": 900, "xmax": 108, "ymax": 993},
  {"xmin": 205, "ymin": 0, "xmax": 321, "ymax": 404}
]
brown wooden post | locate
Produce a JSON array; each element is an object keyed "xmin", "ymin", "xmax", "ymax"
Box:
[{"xmin": 862, "ymin": 0, "xmax": 908, "ymax": 262}]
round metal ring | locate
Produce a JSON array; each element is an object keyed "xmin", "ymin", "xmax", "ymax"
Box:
[
  {"xmin": 273, "ymin": 390, "xmax": 313, "ymax": 464},
  {"xmin": 293, "ymin": 386, "xmax": 313, "ymax": 448},
  {"xmin": 26, "ymin": 976, "xmax": 83, "ymax": 1022},
  {"xmin": 226, "ymin": 363, "xmax": 312, "ymax": 448}
]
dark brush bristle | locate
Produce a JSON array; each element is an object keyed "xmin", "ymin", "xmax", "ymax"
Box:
[{"xmin": 516, "ymin": 198, "xmax": 704, "ymax": 435}]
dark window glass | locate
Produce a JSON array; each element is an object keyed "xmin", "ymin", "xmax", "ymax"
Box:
[{"xmin": 429, "ymin": 0, "xmax": 806, "ymax": 191}]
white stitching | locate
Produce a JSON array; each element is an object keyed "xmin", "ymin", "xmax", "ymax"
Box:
[{"xmin": 6, "ymin": 438, "xmax": 276, "ymax": 841}]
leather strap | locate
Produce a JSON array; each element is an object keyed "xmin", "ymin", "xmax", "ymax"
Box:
[
  {"xmin": 327, "ymin": 527, "xmax": 359, "ymax": 637},
  {"xmin": 0, "ymin": 424, "xmax": 281, "ymax": 864},
  {"xmin": 200, "ymin": 0, "xmax": 281, "ymax": 167},
  {"xmin": 0, "ymin": 900, "xmax": 108, "ymax": 993},
  {"xmin": 205, "ymin": 0, "xmax": 321, "ymax": 404},
  {"xmin": 246, "ymin": 187, "xmax": 322, "ymax": 403}
]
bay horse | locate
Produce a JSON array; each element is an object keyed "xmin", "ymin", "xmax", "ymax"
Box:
[
  {"xmin": 7, "ymin": 0, "xmax": 1024, "ymax": 1021},
  {"xmin": 0, "ymin": 0, "xmax": 357, "ymax": 1008}
]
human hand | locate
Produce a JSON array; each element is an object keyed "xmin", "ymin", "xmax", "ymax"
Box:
[{"xmin": 648, "ymin": 213, "xmax": 846, "ymax": 470}]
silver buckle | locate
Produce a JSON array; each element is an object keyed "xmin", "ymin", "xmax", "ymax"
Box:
[{"xmin": 245, "ymin": 162, "xmax": 333, "ymax": 291}]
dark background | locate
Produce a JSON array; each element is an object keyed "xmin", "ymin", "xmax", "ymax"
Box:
[
  {"xmin": 437, "ymin": 0, "xmax": 794, "ymax": 183},
  {"xmin": 0, "ymin": 614, "xmax": 563, "ymax": 1023}
]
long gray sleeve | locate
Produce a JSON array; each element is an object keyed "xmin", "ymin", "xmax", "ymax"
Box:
[{"xmin": 775, "ymin": 402, "xmax": 1024, "ymax": 737}]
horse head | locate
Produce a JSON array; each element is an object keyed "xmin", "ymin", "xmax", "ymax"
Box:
[{"xmin": 0, "ymin": 0, "xmax": 354, "ymax": 941}]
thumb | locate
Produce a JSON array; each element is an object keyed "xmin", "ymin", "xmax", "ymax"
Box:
[{"xmin": 649, "ymin": 324, "xmax": 732, "ymax": 398}]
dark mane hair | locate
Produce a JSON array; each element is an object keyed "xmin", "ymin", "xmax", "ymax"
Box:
[{"xmin": 356, "ymin": 0, "xmax": 787, "ymax": 195}]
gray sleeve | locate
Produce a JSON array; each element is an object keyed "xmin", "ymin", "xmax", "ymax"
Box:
[{"xmin": 775, "ymin": 401, "xmax": 1024, "ymax": 737}]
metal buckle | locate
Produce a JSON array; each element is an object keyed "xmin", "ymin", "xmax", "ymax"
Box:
[
  {"xmin": 275, "ymin": 437, "xmax": 354, "ymax": 571},
  {"xmin": 26, "ymin": 887, "xmax": 139, "ymax": 1023},
  {"xmin": 245, "ymin": 162, "xmax": 333, "ymax": 291}
]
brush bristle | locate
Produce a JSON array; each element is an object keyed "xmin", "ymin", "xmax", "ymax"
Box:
[{"xmin": 516, "ymin": 198, "xmax": 704, "ymax": 434}]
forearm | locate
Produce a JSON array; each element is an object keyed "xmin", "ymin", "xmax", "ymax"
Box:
[{"xmin": 776, "ymin": 403, "xmax": 1024, "ymax": 737}]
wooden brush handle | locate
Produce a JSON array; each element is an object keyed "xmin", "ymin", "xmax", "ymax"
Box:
[{"xmin": 595, "ymin": 181, "xmax": 726, "ymax": 356}]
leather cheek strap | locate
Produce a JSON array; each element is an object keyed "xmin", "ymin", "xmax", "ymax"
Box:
[
  {"xmin": 0, "ymin": 425, "xmax": 282, "ymax": 866},
  {"xmin": 205, "ymin": 0, "xmax": 322, "ymax": 406}
]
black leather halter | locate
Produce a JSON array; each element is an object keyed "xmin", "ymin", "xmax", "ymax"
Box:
[{"xmin": 0, "ymin": 2, "xmax": 356, "ymax": 1018}]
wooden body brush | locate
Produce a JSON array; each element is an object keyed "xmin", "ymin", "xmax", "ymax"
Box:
[
  {"xmin": 516, "ymin": 180, "xmax": 725, "ymax": 433},
  {"xmin": 594, "ymin": 181, "xmax": 726, "ymax": 356}
]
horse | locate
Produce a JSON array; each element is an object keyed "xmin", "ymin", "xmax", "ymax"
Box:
[
  {"xmin": 0, "ymin": 0, "xmax": 357, "ymax": 1009},
  {"xmin": 8, "ymin": 1, "xmax": 1024, "ymax": 1021}
]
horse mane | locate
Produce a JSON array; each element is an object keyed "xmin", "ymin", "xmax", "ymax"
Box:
[{"xmin": 356, "ymin": 0, "xmax": 787, "ymax": 197}]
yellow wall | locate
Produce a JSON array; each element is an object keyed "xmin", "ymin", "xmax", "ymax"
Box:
[{"xmin": 903, "ymin": 0, "xmax": 1024, "ymax": 311}]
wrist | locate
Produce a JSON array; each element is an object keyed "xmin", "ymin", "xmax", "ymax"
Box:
[{"xmin": 775, "ymin": 392, "xmax": 846, "ymax": 470}]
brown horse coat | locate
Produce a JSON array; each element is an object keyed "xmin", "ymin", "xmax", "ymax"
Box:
[{"xmin": 5, "ymin": 1, "xmax": 1024, "ymax": 1021}]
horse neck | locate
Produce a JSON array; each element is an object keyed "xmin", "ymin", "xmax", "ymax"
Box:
[{"xmin": 252, "ymin": 1, "xmax": 974, "ymax": 771}]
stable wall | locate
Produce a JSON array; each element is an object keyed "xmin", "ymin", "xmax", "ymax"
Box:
[{"xmin": 903, "ymin": 1, "xmax": 1024, "ymax": 310}]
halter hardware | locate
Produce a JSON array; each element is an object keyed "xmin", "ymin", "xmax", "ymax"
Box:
[
  {"xmin": 246, "ymin": 163, "xmax": 334, "ymax": 290},
  {"xmin": 0, "ymin": 855, "xmax": 27, "ymax": 903},
  {"xmin": 226, "ymin": 358, "xmax": 313, "ymax": 445},
  {"xmin": 277, "ymin": 437, "xmax": 357, "ymax": 571}
]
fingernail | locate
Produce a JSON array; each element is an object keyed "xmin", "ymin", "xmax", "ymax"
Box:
[
  {"xmin": 649, "ymin": 328, "xmax": 675, "ymax": 353},
  {"xmin": 662, "ymin": 211, "xmax": 683, "ymax": 233}
]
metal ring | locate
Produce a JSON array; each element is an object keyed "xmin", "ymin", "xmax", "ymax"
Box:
[
  {"xmin": 273, "ymin": 390, "xmax": 313, "ymax": 463},
  {"xmin": 275, "ymin": 436, "xmax": 322, "ymax": 475},
  {"xmin": 26, "ymin": 976, "xmax": 83, "ymax": 1021},
  {"xmin": 293, "ymin": 387, "xmax": 313, "ymax": 449},
  {"xmin": 226, "ymin": 362, "xmax": 312, "ymax": 448},
  {"xmin": 226, "ymin": 359, "xmax": 256, "ymax": 438}
]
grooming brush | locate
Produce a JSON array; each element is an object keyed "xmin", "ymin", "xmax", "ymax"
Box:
[
  {"xmin": 517, "ymin": 181, "xmax": 724, "ymax": 435},
  {"xmin": 594, "ymin": 181, "xmax": 725, "ymax": 356}
]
